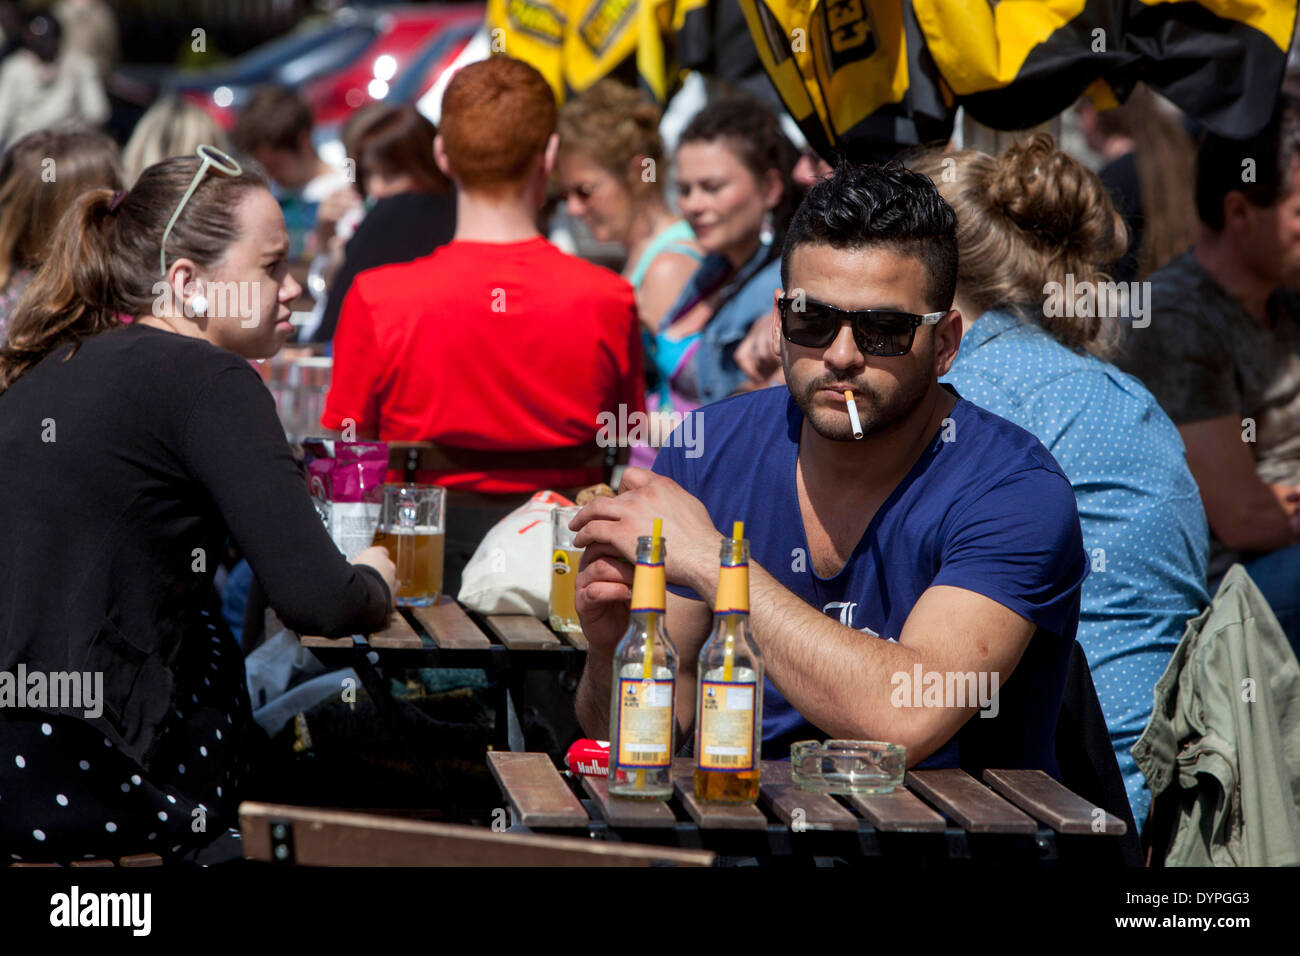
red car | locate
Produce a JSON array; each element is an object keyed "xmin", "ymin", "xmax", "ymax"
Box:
[
  {"xmin": 181, "ymin": 5, "xmax": 484, "ymax": 131},
  {"xmin": 303, "ymin": 5, "xmax": 483, "ymax": 127}
]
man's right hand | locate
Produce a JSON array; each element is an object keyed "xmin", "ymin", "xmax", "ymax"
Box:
[{"xmin": 575, "ymin": 542, "xmax": 634, "ymax": 656}]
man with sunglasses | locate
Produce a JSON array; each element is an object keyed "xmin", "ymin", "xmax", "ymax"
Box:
[{"xmin": 572, "ymin": 162, "xmax": 1088, "ymax": 777}]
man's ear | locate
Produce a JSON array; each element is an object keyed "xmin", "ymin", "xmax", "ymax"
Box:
[
  {"xmin": 931, "ymin": 309, "xmax": 963, "ymax": 377},
  {"xmin": 770, "ymin": 288, "xmax": 784, "ymax": 357},
  {"xmin": 433, "ymin": 134, "xmax": 454, "ymax": 180},
  {"xmin": 542, "ymin": 133, "xmax": 560, "ymax": 178},
  {"xmin": 1221, "ymin": 191, "xmax": 1252, "ymax": 233}
]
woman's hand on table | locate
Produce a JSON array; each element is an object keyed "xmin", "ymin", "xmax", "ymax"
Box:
[{"xmin": 353, "ymin": 545, "xmax": 397, "ymax": 610}]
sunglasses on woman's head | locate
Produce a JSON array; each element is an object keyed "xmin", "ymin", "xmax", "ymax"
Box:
[
  {"xmin": 159, "ymin": 144, "xmax": 243, "ymax": 277},
  {"xmin": 778, "ymin": 295, "xmax": 947, "ymax": 357}
]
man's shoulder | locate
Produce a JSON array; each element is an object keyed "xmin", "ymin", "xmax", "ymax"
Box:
[
  {"xmin": 538, "ymin": 243, "xmax": 635, "ymax": 301},
  {"xmin": 350, "ymin": 251, "xmax": 451, "ymax": 303},
  {"xmin": 652, "ymin": 388, "xmax": 790, "ymax": 477}
]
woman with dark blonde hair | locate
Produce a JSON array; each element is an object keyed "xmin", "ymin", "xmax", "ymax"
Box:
[
  {"xmin": 908, "ymin": 135, "xmax": 1210, "ymax": 833},
  {"xmin": 0, "ymin": 126, "xmax": 122, "ymax": 342},
  {"xmin": 556, "ymin": 80, "xmax": 702, "ymax": 336},
  {"xmin": 0, "ymin": 148, "xmax": 395, "ymax": 863}
]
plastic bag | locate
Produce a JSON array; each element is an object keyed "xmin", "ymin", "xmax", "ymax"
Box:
[{"xmin": 457, "ymin": 490, "xmax": 575, "ymax": 617}]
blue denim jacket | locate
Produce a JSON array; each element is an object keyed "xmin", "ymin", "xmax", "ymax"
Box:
[{"xmin": 661, "ymin": 245, "xmax": 782, "ymax": 405}]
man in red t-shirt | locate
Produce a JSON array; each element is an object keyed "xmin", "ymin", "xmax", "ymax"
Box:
[{"xmin": 322, "ymin": 56, "xmax": 644, "ymax": 495}]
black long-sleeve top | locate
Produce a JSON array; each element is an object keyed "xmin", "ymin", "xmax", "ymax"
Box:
[{"xmin": 0, "ymin": 323, "xmax": 390, "ymax": 768}]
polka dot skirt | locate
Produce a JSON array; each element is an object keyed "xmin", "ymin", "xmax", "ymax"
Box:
[{"xmin": 0, "ymin": 609, "xmax": 254, "ymax": 864}]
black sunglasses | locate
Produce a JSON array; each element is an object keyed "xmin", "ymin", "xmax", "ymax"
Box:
[{"xmin": 778, "ymin": 296, "xmax": 947, "ymax": 357}]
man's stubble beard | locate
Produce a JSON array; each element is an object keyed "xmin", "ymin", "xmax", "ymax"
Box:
[{"xmin": 783, "ymin": 345, "xmax": 933, "ymax": 442}]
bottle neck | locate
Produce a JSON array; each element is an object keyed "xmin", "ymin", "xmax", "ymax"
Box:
[
  {"xmin": 630, "ymin": 559, "xmax": 667, "ymax": 614},
  {"xmin": 713, "ymin": 562, "xmax": 749, "ymax": 615}
]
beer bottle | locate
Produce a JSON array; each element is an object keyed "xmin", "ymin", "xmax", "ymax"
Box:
[
  {"xmin": 694, "ymin": 522, "xmax": 763, "ymax": 803},
  {"xmin": 608, "ymin": 521, "xmax": 678, "ymax": 799}
]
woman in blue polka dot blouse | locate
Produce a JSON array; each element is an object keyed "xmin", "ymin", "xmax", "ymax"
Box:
[{"xmin": 910, "ymin": 135, "xmax": 1211, "ymax": 832}]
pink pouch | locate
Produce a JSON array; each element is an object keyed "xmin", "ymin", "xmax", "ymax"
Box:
[{"xmin": 302, "ymin": 439, "xmax": 389, "ymax": 559}]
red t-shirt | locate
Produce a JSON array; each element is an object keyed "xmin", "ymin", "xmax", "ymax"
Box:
[{"xmin": 321, "ymin": 237, "xmax": 644, "ymax": 493}]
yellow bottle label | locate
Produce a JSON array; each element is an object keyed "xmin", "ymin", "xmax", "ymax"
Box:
[
  {"xmin": 553, "ymin": 550, "xmax": 571, "ymax": 573},
  {"xmin": 615, "ymin": 678, "xmax": 673, "ymax": 768},
  {"xmin": 697, "ymin": 681, "xmax": 755, "ymax": 771},
  {"xmin": 713, "ymin": 564, "xmax": 749, "ymax": 614},
  {"xmin": 629, "ymin": 560, "xmax": 666, "ymax": 612}
]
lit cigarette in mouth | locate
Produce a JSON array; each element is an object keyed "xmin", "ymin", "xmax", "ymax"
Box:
[{"xmin": 844, "ymin": 390, "xmax": 863, "ymax": 439}]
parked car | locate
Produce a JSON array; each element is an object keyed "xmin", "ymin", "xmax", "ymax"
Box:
[{"xmin": 170, "ymin": 5, "xmax": 482, "ymax": 131}]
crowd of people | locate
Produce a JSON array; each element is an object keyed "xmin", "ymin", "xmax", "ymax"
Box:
[{"xmin": 0, "ymin": 23, "xmax": 1298, "ymax": 865}]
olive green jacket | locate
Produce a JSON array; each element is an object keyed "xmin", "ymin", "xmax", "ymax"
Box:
[{"xmin": 1133, "ymin": 564, "xmax": 1300, "ymax": 866}]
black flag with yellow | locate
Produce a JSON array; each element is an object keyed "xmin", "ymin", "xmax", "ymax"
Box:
[{"xmin": 738, "ymin": 0, "xmax": 1297, "ymax": 161}]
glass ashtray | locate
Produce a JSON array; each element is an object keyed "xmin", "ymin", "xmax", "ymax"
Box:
[{"xmin": 790, "ymin": 739, "xmax": 906, "ymax": 795}]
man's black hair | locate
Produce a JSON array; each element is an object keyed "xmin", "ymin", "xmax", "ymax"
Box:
[
  {"xmin": 780, "ymin": 160, "xmax": 958, "ymax": 313},
  {"xmin": 1196, "ymin": 93, "xmax": 1300, "ymax": 230}
]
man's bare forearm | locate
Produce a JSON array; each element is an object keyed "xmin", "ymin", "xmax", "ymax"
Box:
[
  {"xmin": 1218, "ymin": 483, "xmax": 1299, "ymax": 552},
  {"xmin": 747, "ymin": 562, "xmax": 931, "ymax": 747},
  {"xmin": 576, "ymin": 648, "xmax": 614, "ymax": 738}
]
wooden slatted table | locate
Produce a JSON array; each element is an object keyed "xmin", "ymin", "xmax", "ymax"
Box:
[
  {"xmin": 301, "ymin": 601, "xmax": 587, "ymax": 779},
  {"xmin": 487, "ymin": 753, "xmax": 1130, "ymax": 865}
]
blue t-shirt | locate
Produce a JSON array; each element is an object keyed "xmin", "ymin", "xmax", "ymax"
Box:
[
  {"xmin": 652, "ymin": 384, "xmax": 1088, "ymax": 776},
  {"xmin": 943, "ymin": 309, "xmax": 1209, "ymax": 826}
]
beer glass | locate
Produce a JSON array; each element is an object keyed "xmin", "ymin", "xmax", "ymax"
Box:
[
  {"xmin": 549, "ymin": 506, "xmax": 582, "ymax": 632},
  {"xmin": 373, "ymin": 484, "xmax": 445, "ymax": 606}
]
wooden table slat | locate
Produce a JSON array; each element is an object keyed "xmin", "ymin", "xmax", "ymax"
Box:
[
  {"xmin": 299, "ymin": 634, "xmax": 354, "ymax": 649},
  {"xmin": 367, "ymin": 611, "xmax": 423, "ymax": 649},
  {"xmin": 556, "ymin": 628, "xmax": 589, "ymax": 652},
  {"xmin": 757, "ymin": 760, "xmax": 860, "ymax": 832},
  {"xmin": 905, "ymin": 769, "xmax": 1037, "ymax": 834},
  {"xmin": 485, "ymin": 615, "xmax": 562, "ymax": 650},
  {"xmin": 983, "ymin": 769, "xmax": 1127, "ymax": 835},
  {"xmin": 486, "ymin": 751, "xmax": 589, "ymax": 828},
  {"xmin": 847, "ymin": 788, "xmax": 948, "ymax": 833},
  {"xmin": 408, "ymin": 601, "xmax": 492, "ymax": 649},
  {"xmin": 581, "ymin": 776, "xmax": 678, "ymax": 829},
  {"xmin": 670, "ymin": 758, "xmax": 767, "ymax": 830}
]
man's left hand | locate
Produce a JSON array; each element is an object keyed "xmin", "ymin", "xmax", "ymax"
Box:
[{"xmin": 570, "ymin": 467, "xmax": 721, "ymax": 595}]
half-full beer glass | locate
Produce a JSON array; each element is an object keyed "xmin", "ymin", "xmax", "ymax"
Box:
[
  {"xmin": 373, "ymin": 484, "xmax": 445, "ymax": 606},
  {"xmin": 550, "ymin": 506, "xmax": 582, "ymax": 632}
]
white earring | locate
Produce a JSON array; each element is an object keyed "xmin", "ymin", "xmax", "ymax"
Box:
[{"xmin": 190, "ymin": 294, "xmax": 208, "ymax": 316}]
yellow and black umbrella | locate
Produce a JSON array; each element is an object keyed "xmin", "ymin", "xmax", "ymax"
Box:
[{"xmin": 739, "ymin": 0, "xmax": 1297, "ymax": 161}]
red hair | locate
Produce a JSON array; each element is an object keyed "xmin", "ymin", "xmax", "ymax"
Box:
[{"xmin": 439, "ymin": 56, "xmax": 556, "ymax": 196}]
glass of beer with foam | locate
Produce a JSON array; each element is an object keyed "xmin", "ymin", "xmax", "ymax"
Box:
[{"xmin": 373, "ymin": 484, "xmax": 445, "ymax": 606}]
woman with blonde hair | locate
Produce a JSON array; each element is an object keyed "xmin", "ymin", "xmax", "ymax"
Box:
[
  {"xmin": 0, "ymin": 126, "xmax": 121, "ymax": 342},
  {"xmin": 121, "ymin": 95, "xmax": 229, "ymax": 186},
  {"xmin": 908, "ymin": 135, "xmax": 1210, "ymax": 832},
  {"xmin": 556, "ymin": 79, "xmax": 702, "ymax": 335}
]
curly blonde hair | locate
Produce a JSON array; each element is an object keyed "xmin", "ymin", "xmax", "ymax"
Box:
[
  {"xmin": 556, "ymin": 80, "xmax": 665, "ymax": 190},
  {"xmin": 909, "ymin": 134, "xmax": 1128, "ymax": 357}
]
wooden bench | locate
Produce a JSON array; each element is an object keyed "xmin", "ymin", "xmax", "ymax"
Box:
[
  {"xmin": 7, "ymin": 853, "xmax": 163, "ymax": 868},
  {"xmin": 238, "ymin": 801, "xmax": 714, "ymax": 867}
]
